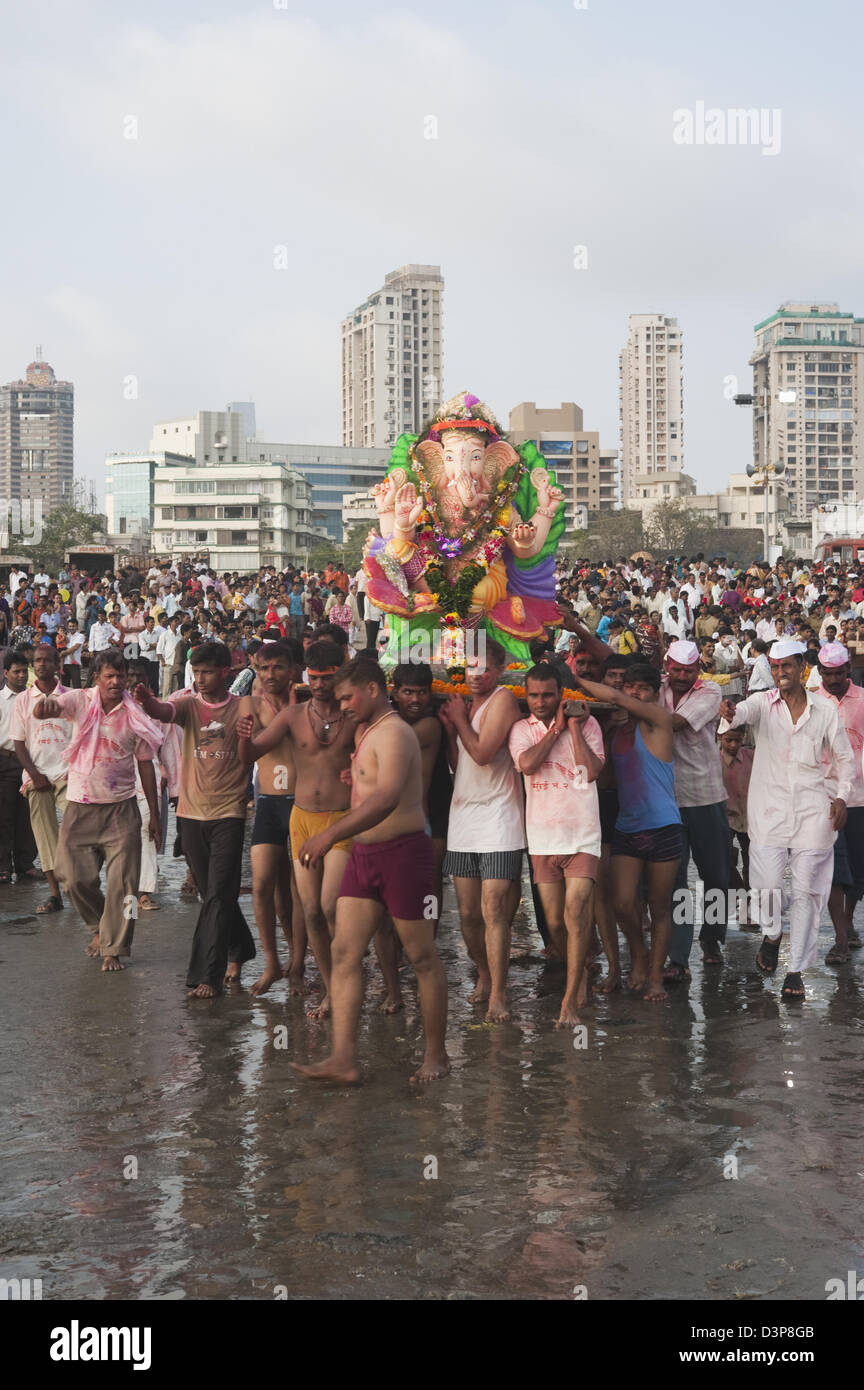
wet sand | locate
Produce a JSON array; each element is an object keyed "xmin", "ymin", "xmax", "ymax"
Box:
[{"xmin": 1, "ymin": 834, "xmax": 863, "ymax": 1301}]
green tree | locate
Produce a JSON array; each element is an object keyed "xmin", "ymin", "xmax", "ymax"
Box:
[
  {"xmin": 586, "ymin": 508, "xmax": 644, "ymax": 559},
  {"xmin": 643, "ymin": 499, "xmax": 713, "ymax": 556},
  {"xmin": 28, "ymin": 485, "xmax": 105, "ymax": 573}
]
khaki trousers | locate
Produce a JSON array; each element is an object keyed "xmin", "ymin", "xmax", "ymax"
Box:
[
  {"xmin": 25, "ymin": 781, "xmax": 68, "ymax": 873},
  {"xmin": 55, "ymin": 798, "xmax": 142, "ymax": 957}
]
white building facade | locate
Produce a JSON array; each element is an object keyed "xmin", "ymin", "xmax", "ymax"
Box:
[{"xmin": 150, "ymin": 461, "xmax": 327, "ymax": 571}]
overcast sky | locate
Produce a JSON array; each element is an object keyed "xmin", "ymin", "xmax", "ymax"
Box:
[{"xmin": 2, "ymin": 0, "xmax": 861, "ymax": 503}]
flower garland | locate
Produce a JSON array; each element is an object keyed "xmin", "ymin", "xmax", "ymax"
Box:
[{"xmin": 424, "ymin": 560, "xmax": 485, "ymax": 621}]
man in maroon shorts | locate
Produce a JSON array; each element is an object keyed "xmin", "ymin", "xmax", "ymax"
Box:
[{"xmin": 294, "ymin": 659, "xmax": 449, "ymax": 1084}]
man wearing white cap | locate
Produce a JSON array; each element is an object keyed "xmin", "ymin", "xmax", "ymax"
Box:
[
  {"xmin": 659, "ymin": 639, "xmax": 731, "ymax": 980},
  {"xmin": 814, "ymin": 642, "xmax": 864, "ymax": 962},
  {"xmin": 720, "ymin": 640, "xmax": 854, "ymax": 1000}
]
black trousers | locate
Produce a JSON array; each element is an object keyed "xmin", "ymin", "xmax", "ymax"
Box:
[
  {"xmin": 62, "ymin": 663, "xmax": 81, "ymax": 689},
  {"xmin": 0, "ymin": 756, "xmax": 37, "ymax": 875},
  {"xmin": 178, "ymin": 816, "xmax": 255, "ymax": 989}
]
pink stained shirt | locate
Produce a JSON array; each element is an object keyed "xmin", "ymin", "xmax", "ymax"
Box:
[
  {"xmin": 51, "ymin": 689, "xmax": 154, "ymax": 805},
  {"xmin": 658, "ymin": 676, "xmax": 725, "ymax": 807},
  {"xmin": 720, "ymin": 745, "xmax": 754, "ymax": 834},
  {"xmin": 730, "ymin": 687, "xmax": 854, "ymax": 850},
  {"xmin": 815, "ymin": 679, "xmax": 864, "ymax": 807},
  {"xmin": 10, "ymin": 681, "xmax": 71, "ymax": 789},
  {"xmin": 509, "ymin": 713, "xmax": 605, "ymax": 856}
]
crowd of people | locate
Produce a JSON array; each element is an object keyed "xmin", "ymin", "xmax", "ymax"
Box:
[{"xmin": 1, "ymin": 548, "xmax": 862, "ymax": 1082}]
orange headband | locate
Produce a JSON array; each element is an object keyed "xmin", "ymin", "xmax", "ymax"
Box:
[{"xmin": 306, "ymin": 667, "xmax": 341, "ymax": 676}]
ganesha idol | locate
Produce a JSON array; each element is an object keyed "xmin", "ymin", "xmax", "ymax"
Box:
[{"xmin": 364, "ymin": 391, "xmax": 566, "ymax": 665}]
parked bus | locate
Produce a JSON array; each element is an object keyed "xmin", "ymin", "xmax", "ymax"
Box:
[{"xmin": 814, "ymin": 537, "xmax": 864, "ymax": 568}]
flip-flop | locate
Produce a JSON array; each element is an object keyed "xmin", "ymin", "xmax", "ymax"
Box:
[
  {"xmin": 756, "ymin": 935, "xmax": 780, "ymax": 973},
  {"xmin": 138, "ymin": 896, "xmax": 161, "ymax": 911},
  {"xmin": 36, "ymin": 896, "xmax": 63, "ymax": 914},
  {"xmin": 780, "ymin": 971, "xmax": 805, "ymax": 1000},
  {"xmin": 0, "ymin": 873, "xmax": 12, "ymax": 885}
]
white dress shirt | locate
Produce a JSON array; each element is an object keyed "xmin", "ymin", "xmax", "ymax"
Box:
[{"xmin": 730, "ymin": 688, "xmax": 853, "ymax": 850}]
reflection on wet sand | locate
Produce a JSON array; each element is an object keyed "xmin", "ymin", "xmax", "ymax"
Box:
[{"xmin": 1, "ymin": 855, "xmax": 863, "ymax": 1300}]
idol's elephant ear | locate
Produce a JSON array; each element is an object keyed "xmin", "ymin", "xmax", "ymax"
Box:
[
  {"xmin": 386, "ymin": 432, "xmax": 420, "ymax": 485},
  {"xmin": 482, "ymin": 439, "xmax": 521, "ymax": 490},
  {"xmin": 511, "ymin": 439, "xmax": 566, "ymax": 569},
  {"xmin": 414, "ymin": 438, "xmax": 447, "ymax": 492}
]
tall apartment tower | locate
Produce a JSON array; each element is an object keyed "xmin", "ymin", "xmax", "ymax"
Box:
[
  {"xmin": 0, "ymin": 357, "xmax": 74, "ymax": 514},
  {"xmin": 341, "ymin": 264, "xmax": 443, "ymax": 447},
  {"xmin": 618, "ymin": 314, "xmax": 683, "ymax": 501},
  {"xmin": 749, "ymin": 302, "xmax": 864, "ymax": 520}
]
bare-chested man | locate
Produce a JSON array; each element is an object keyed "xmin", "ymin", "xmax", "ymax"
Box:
[
  {"xmin": 237, "ymin": 639, "xmax": 353, "ymax": 1019},
  {"xmin": 293, "ymin": 659, "xmax": 449, "ymax": 1084},
  {"xmin": 246, "ymin": 640, "xmax": 308, "ymax": 996}
]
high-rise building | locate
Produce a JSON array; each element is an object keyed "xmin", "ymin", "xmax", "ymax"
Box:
[
  {"xmin": 508, "ymin": 402, "xmax": 619, "ymax": 529},
  {"xmin": 749, "ymin": 302, "xmax": 864, "ymax": 519},
  {"xmin": 0, "ymin": 357, "xmax": 74, "ymax": 514},
  {"xmin": 618, "ymin": 314, "xmax": 683, "ymax": 501},
  {"xmin": 341, "ymin": 264, "xmax": 443, "ymax": 447}
]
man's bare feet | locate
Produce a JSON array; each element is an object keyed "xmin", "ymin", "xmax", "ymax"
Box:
[
  {"xmin": 85, "ymin": 934, "xmax": 100, "ymax": 957},
  {"xmin": 188, "ymin": 983, "xmax": 218, "ymax": 998},
  {"xmin": 292, "ymin": 1058, "xmax": 361, "ymax": 1084},
  {"xmin": 468, "ymin": 974, "xmax": 491, "ymax": 1004},
  {"xmin": 642, "ymin": 974, "xmax": 667, "ymax": 1002},
  {"xmin": 593, "ymin": 969, "xmax": 621, "ymax": 994},
  {"xmin": 306, "ymin": 995, "xmax": 331, "ymax": 1020},
  {"xmin": 554, "ymin": 1004, "xmax": 582, "ymax": 1029},
  {"xmin": 485, "ymin": 995, "xmax": 510, "ymax": 1023},
  {"xmin": 224, "ymin": 963, "xmax": 241, "ymax": 984},
  {"xmin": 287, "ymin": 972, "xmax": 311, "ymax": 997},
  {"xmin": 102, "ymin": 955, "xmax": 124, "ymax": 972},
  {"xmin": 376, "ymin": 993, "xmax": 404, "ymax": 1015},
  {"xmin": 250, "ymin": 965, "xmax": 283, "ymax": 996},
  {"xmin": 410, "ymin": 1052, "xmax": 451, "ymax": 1083}
]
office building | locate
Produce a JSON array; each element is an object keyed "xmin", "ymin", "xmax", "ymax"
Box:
[
  {"xmin": 508, "ymin": 402, "xmax": 619, "ymax": 529},
  {"xmin": 0, "ymin": 357, "xmax": 74, "ymax": 514}
]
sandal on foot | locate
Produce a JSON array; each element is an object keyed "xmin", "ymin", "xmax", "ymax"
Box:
[
  {"xmin": 36, "ymin": 896, "xmax": 63, "ymax": 914},
  {"xmin": 848, "ymin": 933, "xmax": 863, "ymax": 950},
  {"xmin": 138, "ymin": 895, "xmax": 160, "ymax": 911},
  {"xmin": 756, "ymin": 935, "xmax": 780, "ymax": 973},
  {"xmin": 701, "ymin": 948, "xmax": 723, "ymax": 967},
  {"xmin": 825, "ymin": 945, "xmax": 850, "ymax": 965},
  {"xmin": 780, "ymin": 971, "xmax": 805, "ymax": 1000},
  {"xmin": 0, "ymin": 872, "xmax": 12, "ymax": 885},
  {"xmin": 663, "ymin": 962, "xmax": 691, "ymax": 984}
]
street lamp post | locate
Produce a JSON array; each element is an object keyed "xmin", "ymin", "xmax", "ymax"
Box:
[{"xmin": 734, "ymin": 386, "xmax": 794, "ymax": 562}]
